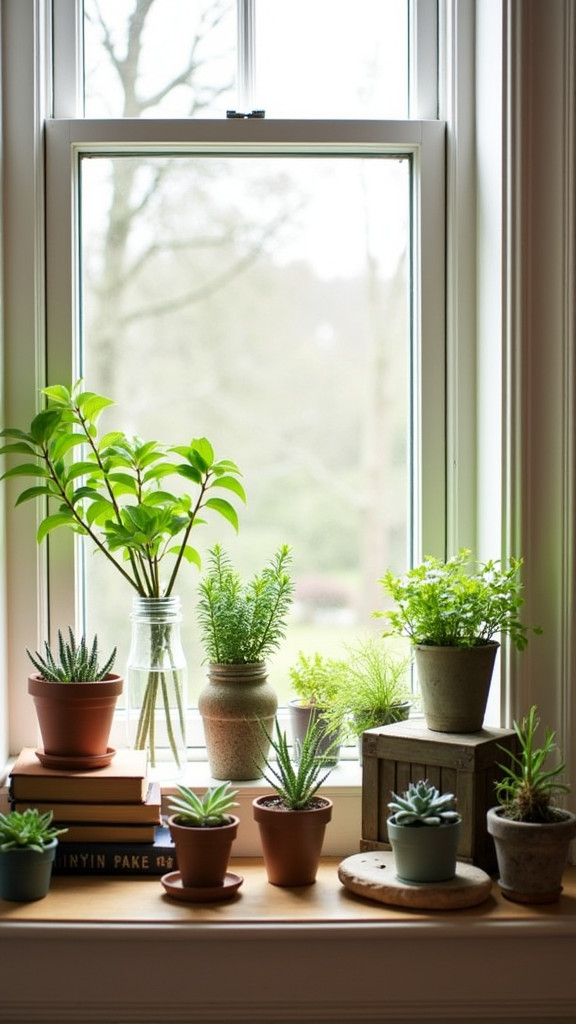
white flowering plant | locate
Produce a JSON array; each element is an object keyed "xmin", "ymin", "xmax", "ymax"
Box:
[{"xmin": 377, "ymin": 549, "xmax": 541, "ymax": 650}]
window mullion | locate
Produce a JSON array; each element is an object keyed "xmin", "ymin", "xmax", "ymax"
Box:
[{"xmin": 237, "ymin": 0, "xmax": 256, "ymax": 112}]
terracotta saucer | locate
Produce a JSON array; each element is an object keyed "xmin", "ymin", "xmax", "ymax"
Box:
[
  {"xmin": 35, "ymin": 747, "xmax": 116, "ymax": 771},
  {"xmin": 161, "ymin": 870, "xmax": 244, "ymax": 903}
]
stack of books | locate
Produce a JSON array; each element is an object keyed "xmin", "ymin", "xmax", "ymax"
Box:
[{"xmin": 9, "ymin": 747, "xmax": 176, "ymax": 876}]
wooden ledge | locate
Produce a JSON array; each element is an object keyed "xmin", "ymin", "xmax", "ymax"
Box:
[{"xmin": 2, "ymin": 858, "xmax": 576, "ymax": 929}]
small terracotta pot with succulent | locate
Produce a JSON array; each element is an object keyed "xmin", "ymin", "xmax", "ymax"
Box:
[{"xmin": 166, "ymin": 781, "xmax": 240, "ymax": 889}]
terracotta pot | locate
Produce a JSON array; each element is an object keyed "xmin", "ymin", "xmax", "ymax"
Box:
[
  {"xmin": 487, "ymin": 805, "xmax": 576, "ymax": 904},
  {"xmin": 387, "ymin": 817, "xmax": 461, "ymax": 883},
  {"xmin": 414, "ymin": 643, "xmax": 499, "ymax": 732},
  {"xmin": 289, "ymin": 700, "xmax": 341, "ymax": 765},
  {"xmin": 253, "ymin": 795, "xmax": 333, "ymax": 886},
  {"xmin": 168, "ymin": 815, "xmax": 239, "ymax": 887},
  {"xmin": 28, "ymin": 673, "xmax": 123, "ymax": 757},
  {"xmin": 198, "ymin": 663, "xmax": 278, "ymax": 780},
  {"xmin": 0, "ymin": 839, "xmax": 58, "ymax": 901}
]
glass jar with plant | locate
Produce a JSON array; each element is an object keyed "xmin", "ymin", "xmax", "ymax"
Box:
[
  {"xmin": 377, "ymin": 550, "xmax": 541, "ymax": 732},
  {"xmin": 196, "ymin": 543, "xmax": 294, "ymax": 780},
  {"xmin": 0, "ymin": 380, "xmax": 245, "ymax": 777},
  {"xmin": 26, "ymin": 628, "xmax": 122, "ymax": 765},
  {"xmin": 253, "ymin": 717, "xmax": 335, "ymax": 885},
  {"xmin": 487, "ymin": 705, "xmax": 576, "ymax": 903}
]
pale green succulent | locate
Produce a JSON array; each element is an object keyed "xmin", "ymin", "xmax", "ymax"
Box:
[
  {"xmin": 168, "ymin": 781, "xmax": 238, "ymax": 827},
  {"xmin": 388, "ymin": 779, "xmax": 461, "ymax": 826}
]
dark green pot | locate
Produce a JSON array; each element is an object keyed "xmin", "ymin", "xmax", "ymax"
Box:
[{"xmin": 0, "ymin": 839, "xmax": 58, "ymax": 901}]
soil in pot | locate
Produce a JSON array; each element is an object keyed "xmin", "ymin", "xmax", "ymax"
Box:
[{"xmin": 253, "ymin": 795, "xmax": 333, "ymax": 886}]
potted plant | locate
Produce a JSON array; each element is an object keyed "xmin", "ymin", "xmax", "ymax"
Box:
[
  {"xmin": 322, "ymin": 635, "xmax": 412, "ymax": 760},
  {"xmin": 196, "ymin": 543, "xmax": 294, "ymax": 780},
  {"xmin": 253, "ymin": 717, "xmax": 334, "ymax": 886},
  {"xmin": 164, "ymin": 781, "xmax": 240, "ymax": 899},
  {"xmin": 288, "ymin": 651, "xmax": 343, "ymax": 765},
  {"xmin": 487, "ymin": 705, "xmax": 576, "ymax": 904},
  {"xmin": 27, "ymin": 628, "xmax": 122, "ymax": 767},
  {"xmin": 0, "ymin": 808, "xmax": 67, "ymax": 901},
  {"xmin": 0, "ymin": 380, "xmax": 245, "ymax": 774},
  {"xmin": 387, "ymin": 779, "xmax": 462, "ymax": 883},
  {"xmin": 378, "ymin": 549, "xmax": 541, "ymax": 732}
]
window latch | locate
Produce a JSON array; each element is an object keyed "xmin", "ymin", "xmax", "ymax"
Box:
[{"xmin": 226, "ymin": 110, "xmax": 266, "ymax": 119}]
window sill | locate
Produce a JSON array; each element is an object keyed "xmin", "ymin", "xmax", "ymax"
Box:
[{"xmin": 1, "ymin": 862, "xmax": 576, "ymax": 1023}]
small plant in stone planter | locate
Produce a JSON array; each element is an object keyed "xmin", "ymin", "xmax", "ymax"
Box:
[
  {"xmin": 487, "ymin": 705, "xmax": 576, "ymax": 903},
  {"xmin": 0, "ymin": 808, "xmax": 67, "ymax": 901},
  {"xmin": 26, "ymin": 629, "xmax": 123, "ymax": 765},
  {"xmin": 387, "ymin": 779, "xmax": 462, "ymax": 883}
]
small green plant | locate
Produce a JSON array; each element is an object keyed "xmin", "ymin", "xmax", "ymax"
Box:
[
  {"xmin": 378, "ymin": 549, "xmax": 541, "ymax": 650},
  {"xmin": 322, "ymin": 635, "xmax": 412, "ymax": 741},
  {"xmin": 495, "ymin": 705, "xmax": 570, "ymax": 823},
  {"xmin": 387, "ymin": 779, "xmax": 461, "ymax": 827},
  {"xmin": 260, "ymin": 718, "xmax": 335, "ymax": 810},
  {"xmin": 0, "ymin": 808, "xmax": 67, "ymax": 851},
  {"xmin": 167, "ymin": 781, "xmax": 239, "ymax": 827},
  {"xmin": 288, "ymin": 651, "xmax": 342, "ymax": 707},
  {"xmin": 196, "ymin": 543, "xmax": 294, "ymax": 664},
  {"xmin": 27, "ymin": 628, "xmax": 117, "ymax": 682}
]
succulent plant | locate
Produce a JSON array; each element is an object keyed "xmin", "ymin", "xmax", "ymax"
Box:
[
  {"xmin": 495, "ymin": 705, "xmax": 570, "ymax": 823},
  {"xmin": 0, "ymin": 809, "xmax": 67, "ymax": 852},
  {"xmin": 388, "ymin": 779, "xmax": 461, "ymax": 827},
  {"xmin": 167, "ymin": 781, "xmax": 239, "ymax": 827},
  {"xmin": 27, "ymin": 628, "xmax": 117, "ymax": 682},
  {"xmin": 259, "ymin": 717, "xmax": 336, "ymax": 810}
]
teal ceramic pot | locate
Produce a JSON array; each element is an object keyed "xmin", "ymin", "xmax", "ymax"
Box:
[
  {"xmin": 387, "ymin": 818, "xmax": 461, "ymax": 883},
  {"xmin": 0, "ymin": 839, "xmax": 58, "ymax": 901}
]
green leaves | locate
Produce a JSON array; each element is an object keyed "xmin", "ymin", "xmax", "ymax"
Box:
[
  {"xmin": 168, "ymin": 781, "xmax": 238, "ymax": 827},
  {"xmin": 0, "ymin": 380, "xmax": 246, "ymax": 597},
  {"xmin": 260, "ymin": 718, "xmax": 335, "ymax": 810},
  {"xmin": 378, "ymin": 549, "xmax": 542, "ymax": 651},
  {"xmin": 27, "ymin": 627, "xmax": 117, "ymax": 681},
  {"xmin": 196, "ymin": 544, "xmax": 294, "ymax": 664},
  {"xmin": 495, "ymin": 705, "xmax": 570, "ymax": 822},
  {"xmin": 0, "ymin": 809, "xmax": 67, "ymax": 852},
  {"xmin": 387, "ymin": 780, "xmax": 461, "ymax": 827}
]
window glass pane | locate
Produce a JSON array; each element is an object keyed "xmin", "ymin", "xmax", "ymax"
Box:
[
  {"xmin": 255, "ymin": 0, "xmax": 409, "ymax": 118},
  {"xmin": 79, "ymin": 153, "xmax": 411, "ymax": 705},
  {"xmin": 78, "ymin": 151, "xmax": 409, "ymax": 704},
  {"xmin": 83, "ymin": 0, "xmax": 237, "ymax": 117}
]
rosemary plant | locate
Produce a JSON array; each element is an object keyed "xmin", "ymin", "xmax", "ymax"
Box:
[{"xmin": 27, "ymin": 628, "xmax": 116, "ymax": 682}]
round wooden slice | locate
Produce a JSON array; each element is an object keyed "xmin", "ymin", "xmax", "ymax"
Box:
[{"xmin": 338, "ymin": 851, "xmax": 492, "ymax": 910}]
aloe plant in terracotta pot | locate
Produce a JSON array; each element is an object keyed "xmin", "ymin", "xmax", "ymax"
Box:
[
  {"xmin": 253, "ymin": 716, "xmax": 334, "ymax": 886},
  {"xmin": 27, "ymin": 629, "xmax": 122, "ymax": 767},
  {"xmin": 164, "ymin": 781, "xmax": 241, "ymax": 901}
]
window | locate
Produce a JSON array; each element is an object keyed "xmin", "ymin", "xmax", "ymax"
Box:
[{"xmin": 3, "ymin": 0, "xmax": 447, "ymax": 759}]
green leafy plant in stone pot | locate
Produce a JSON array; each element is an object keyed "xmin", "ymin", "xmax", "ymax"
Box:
[
  {"xmin": 378, "ymin": 549, "xmax": 541, "ymax": 732},
  {"xmin": 387, "ymin": 779, "xmax": 462, "ymax": 883},
  {"xmin": 27, "ymin": 629, "xmax": 122, "ymax": 766},
  {"xmin": 196, "ymin": 543, "xmax": 294, "ymax": 780},
  {"xmin": 165, "ymin": 781, "xmax": 240, "ymax": 894},
  {"xmin": 288, "ymin": 650, "xmax": 344, "ymax": 765},
  {"xmin": 487, "ymin": 705, "xmax": 576, "ymax": 904},
  {"xmin": 0, "ymin": 809, "xmax": 67, "ymax": 901},
  {"xmin": 0, "ymin": 380, "xmax": 246, "ymax": 776},
  {"xmin": 253, "ymin": 716, "xmax": 335, "ymax": 886}
]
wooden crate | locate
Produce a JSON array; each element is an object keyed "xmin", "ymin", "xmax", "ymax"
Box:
[{"xmin": 361, "ymin": 717, "xmax": 518, "ymax": 873}]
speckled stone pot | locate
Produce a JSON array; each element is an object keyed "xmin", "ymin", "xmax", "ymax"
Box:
[
  {"xmin": 487, "ymin": 806, "xmax": 576, "ymax": 904},
  {"xmin": 198, "ymin": 663, "xmax": 277, "ymax": 780}
]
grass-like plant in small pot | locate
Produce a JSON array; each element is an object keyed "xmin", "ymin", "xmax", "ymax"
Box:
[
  {"xmin": 196, "ymin": 543, "xmax": 294, "ymax": 780},
  {"xmin": 321, "ymin": 635, "xmax": 412, "ymax": 762},
  {"xmin": 0, "ymin": 380, "xmax": 245, "ymax": 776},
  {"xmin": 378, "ymin": 549, "xmax": 541, "ymax": 732},
  {"xmin": 387, "ymin": 779, "xmax": 462, "ymax": 883},
  {"xmin": 0, "ymin": 808, "xmax": 67, "ymax": 901},
  {"xmin": 487, "ymin": 705, "xmax": 576, "ymax": 904},
  {"xmin": 27, "ymin": 628, "xmax": 122, "ymax": 767},
  {"xmin": 164, "ymin": 781, "xmax": 240, "ymax": 898},
  {"xmin": 253, "ymin": 716, "xmax": 335, "ymax": 886},
  {"xmin": 288, "ymin": 651, "xmax": 344, "ymax": 766}
]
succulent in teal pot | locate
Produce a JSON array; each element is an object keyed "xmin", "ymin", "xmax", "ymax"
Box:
[{"xmin": 387, "ymin": 779, "xmax": 462, "ymax": 883}]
